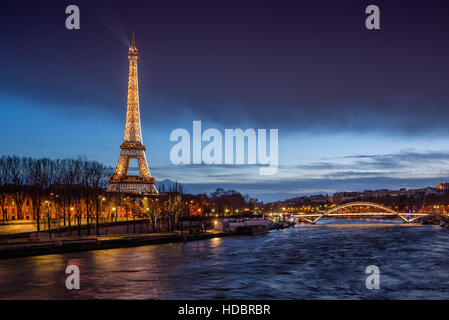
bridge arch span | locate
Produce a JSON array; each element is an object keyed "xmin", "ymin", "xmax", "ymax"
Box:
[
  {"xmin": 326, "ymin": 202, "xmax": 397, "ymax": 215},
  {"xmin": 294, "ymin": 201, "xmax": 426, "ymax": 224}
]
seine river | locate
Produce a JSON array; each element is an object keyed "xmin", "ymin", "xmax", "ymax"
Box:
[{"xmin": 1, "ymin": 219, "xmax": 449, "ymax": 299}]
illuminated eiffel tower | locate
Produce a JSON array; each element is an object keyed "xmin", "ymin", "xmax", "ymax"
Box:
[{"xmin": 107, "ymin": 33, "xmax": 157, "ymax": 194}]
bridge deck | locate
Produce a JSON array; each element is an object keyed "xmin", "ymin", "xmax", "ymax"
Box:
[
  {"xmin": 293, "ymin": 212, "xmax": 428, "ymax": 218},
  {"xmin": 288, "ymin": 202, "xmax": 431, "ymax": 224}
]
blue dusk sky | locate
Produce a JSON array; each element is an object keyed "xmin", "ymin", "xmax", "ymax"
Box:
[{"xmin": 1, "ymin": 0, "xmax": 449, "ymax": 202}]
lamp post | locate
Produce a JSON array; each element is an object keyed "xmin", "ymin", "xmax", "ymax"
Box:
[
  {"xmin": 100, "ymin": 197, "xmax": 106, "ymax": 222},
  {"xmin": 69, "ymin": 207, "xmax": 74, "ymax": 234},
  {"xmin": 96, "ymin": 196, "xmax": 106, "ymax": 237},
  {"xmin": 44, "ymin": 200, "xmax": 51, "ymax": 238},
  {"xmin": 55, "ymin": 194, "xmax": 60, "ymax": 238}
]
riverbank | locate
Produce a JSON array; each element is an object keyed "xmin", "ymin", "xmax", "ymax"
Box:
[
  {"xmin": 1, "ymin": 222, "xmax": 448, "ymax": 299},
  {"xmin": 418, "ymin": 214, "xmax": 449, "ymax": 228},
  {"xmin": 0, "ymin": 231, "xmax": 233, "ymax": 260}
]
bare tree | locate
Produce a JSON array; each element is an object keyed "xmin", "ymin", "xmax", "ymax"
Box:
[
  {"xmin": 0, "ymin": 157, "xmax": 8, "ymax": 220},
  {"xmin": 164, "ymin": 195, "xmax": 184, "ymax": 232},
  {"xmin": 7, "ymin": 156, "xmax": 27, "ymax": 220},
  {"xmin": 26, "ymin": 158, "xmax": 53, "ymax": 232},
  {"xmin": 87, "ymin": 161, "xmax": 110, "ymax": 236},
  {"xmin": 141, "ymin": 197, "xmax": 161, "ymax": 232}
]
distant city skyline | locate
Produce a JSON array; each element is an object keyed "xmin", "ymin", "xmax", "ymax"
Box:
[{"xmin": 1, "ymin": 0, "xmax": 449, "ymax": 201}]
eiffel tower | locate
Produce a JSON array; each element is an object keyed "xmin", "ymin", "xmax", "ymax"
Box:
[{"xmin": 107, "ymin": 33, "xmax": 158, "ymax": 194}]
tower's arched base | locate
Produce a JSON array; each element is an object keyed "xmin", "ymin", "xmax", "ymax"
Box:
[{"xmin": 107, "ymin": 176, "xmax": 158, "ymax": 194}]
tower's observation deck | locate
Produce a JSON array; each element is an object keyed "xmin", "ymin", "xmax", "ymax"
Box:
[{"xmin": 107, "ymin": 33, "xmax": 157, "ymax": 194}]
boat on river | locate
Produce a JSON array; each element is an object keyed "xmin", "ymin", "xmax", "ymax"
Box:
[
  {"xmin": 234, "ymin": 225, "xmax": 270, "ymax": 235},
  {"xmin": 214, "ymin": 217, "xmax": 273, "ymax": 233}
]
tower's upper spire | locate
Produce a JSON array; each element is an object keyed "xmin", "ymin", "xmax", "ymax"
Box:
[
  {"xmin": 129, "ymin": 32, "xmax": 138, "ymax": 58},
  {"xmin": 131, "ymin": 32, "xmax": 136, "ymax": 49},
  {"xmin": 124, "ymin": 31, "xmax": 142, "ymax": 144}
]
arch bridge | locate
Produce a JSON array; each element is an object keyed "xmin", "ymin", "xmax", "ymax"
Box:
[{"xmin": 293, "ymin": 201, "xmax": 428, "ymax": 224}]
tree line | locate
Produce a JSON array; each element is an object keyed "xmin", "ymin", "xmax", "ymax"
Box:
[
  {"xmin": 0, "ymin": 156, "xmax": 259, "ymax": 237},
  {"xmin": 0, "ymin": 156, "xmax": 111, "ymax": 235}
]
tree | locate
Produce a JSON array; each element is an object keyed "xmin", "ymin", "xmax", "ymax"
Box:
[
  {"xmin": 164, "ymin": 194, "xmax": 184, "ymax": 232},
  {"xmin": 7, "ymin": 156, "xmax": 27, "ymax": 220},
  {"xmin": 0, "ymin": 157, "xmax": 8, "ymax": 220},
  {"xmin": 86, "ymin": 161, "xmax": 110, "ymax": 236},
  {"xmin": 26, "ymin": 158, "xmax": 55, "ymax": 233},
  {"xmin": 142, "ymin": 198, "xmax": 161, "ymax": 232},
  {"xmin": 210, "ymin": 188, "xmax": 247, "ymax": 217}
]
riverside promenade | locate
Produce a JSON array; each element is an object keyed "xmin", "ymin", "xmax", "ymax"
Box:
[{"xmin": 0, "ymin": 230, "xmax": 231, "ymax": 260}]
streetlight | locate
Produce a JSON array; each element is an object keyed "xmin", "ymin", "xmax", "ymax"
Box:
[
  {"xmin": 99, "ymin": 197, "xmax": 106, "ymax": 223},
  {"xmin": 69, "ymin": 207, "xmax": 74, "ymax": 229},
  {"xmin": 44, "ymin": 200, "xmax": 51, "ymax": 236}
]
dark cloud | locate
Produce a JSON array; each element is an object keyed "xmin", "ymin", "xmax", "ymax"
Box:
[
  {"xmin": 322, "ymin": 171, "xmax": 392, "ymax": 179},
  {"xmin": 347, "ymin": 151, "xmax": 449, "ymax": 169},
  {"xmin": 291, "ymin": 151, "xmax": 449, "ymax": 173},
  {"xmin": 182, "ymin": 176, "xmax": 448, "ymax": 202},
  {"xmin": 292, "ymin": 163, "xmax": 354, "ymax": 171},
  {"xmin": 151, "ymin": 150, "xmax": 449, "ymax": 200},
  {"xmin": 1, "ymin": 0, "xmax": 449, "ymax": 135}
]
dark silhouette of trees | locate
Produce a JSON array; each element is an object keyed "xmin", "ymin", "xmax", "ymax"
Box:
[
  {"xmin": 0, "ymin": 157, "xmax": 8, "ymax": 221},
  {"xmin": 8, "ymin": 156, "xmax": 27, "ymax": 220},
  {"xmin": 210, "ymin": 188, "xmax": 248, "ymax": 218},
  {"xmin": 0, "ymin": 156, "xmax": 112, "ymax": 234},
  {"xmin": 87, "ymin": 162, "xmax": 111, "ymax": 236},
  {"xmin": 27, "ymin": 158, "xmax": 55, "ymax": 233}
]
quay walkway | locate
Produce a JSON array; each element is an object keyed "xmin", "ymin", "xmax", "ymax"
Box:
[{"xmin": 0, "ymin": 231, "xmax": 231, "ymax": 260}]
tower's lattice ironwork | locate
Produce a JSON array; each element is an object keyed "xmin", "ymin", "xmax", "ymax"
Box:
[{"xmin": 107, "ymin": 33, "xmax": 158, "ymax": 194}]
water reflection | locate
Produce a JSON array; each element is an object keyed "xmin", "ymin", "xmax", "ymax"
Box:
[{"xmin": 0, "ymin": 220, "xmax": 449, "ymax": 299}]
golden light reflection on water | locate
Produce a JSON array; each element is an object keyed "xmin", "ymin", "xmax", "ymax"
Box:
[
  {"xmin": 28, "ymin": 254, "xmax": 65, "ymax": 283},
  {"xmin": 210, "ymin": 237, "xmax": 222, "ymax": 244},
  {"xmin": 1, "ymin": 223, "xmax": 448, "ymax": 299}
]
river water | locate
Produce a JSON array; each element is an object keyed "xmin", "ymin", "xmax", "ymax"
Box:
[{"xmin": 1, "ymin": 219, "xmax": 449, "ymax": 299}]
